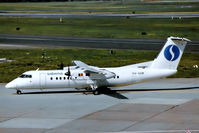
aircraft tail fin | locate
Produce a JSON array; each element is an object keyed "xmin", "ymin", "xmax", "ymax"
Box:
[{"xmin": 150, "ymin": 37, "xmax": 190, "ymax": 70}]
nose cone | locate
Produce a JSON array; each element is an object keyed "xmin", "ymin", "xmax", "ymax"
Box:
[{"xmin": 5, "ymin": 81, "xmax": 16, "ymax": 89}]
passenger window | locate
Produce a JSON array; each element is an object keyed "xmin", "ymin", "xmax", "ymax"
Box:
[
  {"xmin": 56, "ymin": 77, "xmax": 58, "ymax": 80},
  {"xmin": 60, "ymin": 77, "xmax": 62, "ymax": 80},
  {"xmin": 64, "ymin": 77, "xmax": 66, "ymax": 80},
  {"xmin": 117, "ymin": 76, "xmax": 119, "ymax": 79},
  {"xmin": 50, "ymin": 77, "xmax": 53, "ymax": 80}
]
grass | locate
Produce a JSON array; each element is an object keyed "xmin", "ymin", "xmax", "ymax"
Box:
[
  {"xmin": 0, "ymin": 1, "xmax": 198, "ymax": 14},
  {"xmin": 0, "ymin": 1, "xmax": 198, "ymax": 82},
  {"xmin": 0, "ymin": 17, "xmax": 198, "ymax": 40},
  {"xmin": 0, "ymin": 49, "xmax": 199, "ymax": 83}
]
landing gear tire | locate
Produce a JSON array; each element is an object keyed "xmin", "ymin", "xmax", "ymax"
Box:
[
  {"xmin": 83, "ymin": 92, "xmax": 88, "ymax": 95},
  {"xmin": 93, "ymin": 90, "xmax": 100, "ymax": 95},
  {"xmin": 16, "ymin": 90, "xmax": 22, "ymax": 95}
]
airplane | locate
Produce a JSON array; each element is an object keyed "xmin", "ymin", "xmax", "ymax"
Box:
[{"xmin": 5, "ymin": 37, "xmax": 190, "ymax": 95}]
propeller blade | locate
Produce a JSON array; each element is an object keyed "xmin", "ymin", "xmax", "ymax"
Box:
[{"xmin": 67, "ymin": 64, "xmax": 71, "ymax": 79}]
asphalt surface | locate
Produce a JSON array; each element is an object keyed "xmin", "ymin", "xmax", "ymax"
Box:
[
  {"xmin": 0, "ymin": 34, "xmax": 199, "ymax": 51},
  {"xmin": 0, "ymin": 78, "xmax": 199, "ymax": 133},
  {"xmin": 0, "ymin": 13, "xmax": 199, "ymax": 18}
]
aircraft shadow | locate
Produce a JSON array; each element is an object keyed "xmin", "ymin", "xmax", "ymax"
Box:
[
  {"xmin": 117, "ymin": 86, "xmax": 199, "ymax": 92},
  {"xmin": 22, "ymin": 90, "xmax": 86, "ymax": 95},
  {"xmin": 21, "ymin": 89, "xmax": 129, "ymax": 99},
  {"xmin": 19, "ymin": 86, "xmax": 199, "ymax": 99}
]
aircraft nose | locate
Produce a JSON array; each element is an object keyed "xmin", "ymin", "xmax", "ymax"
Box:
[{"xmin": 5, "ymin": 82, "xmax": 16, "ymax": 89}]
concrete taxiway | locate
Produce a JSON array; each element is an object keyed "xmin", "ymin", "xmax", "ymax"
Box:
[{"xmin": 0, "ymin": 78, "xmax": 199, "ymax": 133}]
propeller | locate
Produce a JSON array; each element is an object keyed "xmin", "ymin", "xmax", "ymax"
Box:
[{"xmin": 65, "ymin": 64, "xmax": 71, "ymax": 79}]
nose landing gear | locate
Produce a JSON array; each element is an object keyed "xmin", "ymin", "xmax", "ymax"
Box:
[{"xmin": 16, "ymin": 90, "xmax": 22, "ymax": 95}]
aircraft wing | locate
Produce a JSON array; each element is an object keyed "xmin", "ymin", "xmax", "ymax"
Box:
[
  {"xmin": 72, "ymin": 60, "xmax": 99, "ymax": 73},
  {"xmin": 72, "ymin": 60, "xmax": 116, "ymax": 79}
]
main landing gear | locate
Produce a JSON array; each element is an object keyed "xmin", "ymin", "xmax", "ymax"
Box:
[
  {"xmin": 92, "ymin": 87, "xmax": 112, "ymax": 95},
  {"xmin": 16, "ymin": 90, "xmax": 22, "ymax": 95},
  {"xmin": 93, "ymin": 90, "xmax": 100, "ymax": 95},
  {"xmin": 83, "ymin": 87, "xmax": 100, "ymax": 95},
  {"xmin": 90, "ymin": 84, "xmax": 100, "ymax": 95}
]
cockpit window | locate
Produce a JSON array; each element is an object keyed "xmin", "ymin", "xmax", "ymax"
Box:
[{"xmin": 19, "ymin": 74, "xmax": 32, "ymax": 78}]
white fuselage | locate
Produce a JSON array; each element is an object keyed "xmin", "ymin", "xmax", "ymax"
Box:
[{"xmin": 6, "ymin": 66, "xmax": 176, "ymax": 90}]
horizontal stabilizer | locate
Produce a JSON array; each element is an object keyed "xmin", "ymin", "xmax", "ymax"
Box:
[{"xmin": 170, "ymin": 37, "xmax": 191, "ymax": 42}]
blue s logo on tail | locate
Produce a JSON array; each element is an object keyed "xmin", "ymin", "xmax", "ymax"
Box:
[{"xmin": 164, "ymin": 45, "xmax": 180, "ymax": 61}]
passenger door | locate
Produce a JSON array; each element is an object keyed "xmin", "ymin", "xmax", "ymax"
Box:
[{"xmin": 40, "ymin": 73, "xmax": 46, "ymax": 89}]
